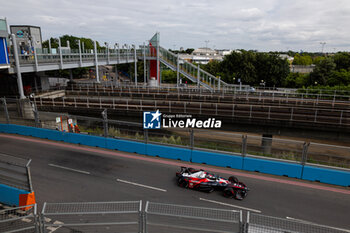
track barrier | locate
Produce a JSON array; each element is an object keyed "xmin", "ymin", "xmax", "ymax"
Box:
[
  {"xmin": 0, "ymin": 123, "xmax": 349, "ymax": 187},
  {"xmin": 1, "ymin": 201, "xmax": 348, "ymax": 233}
]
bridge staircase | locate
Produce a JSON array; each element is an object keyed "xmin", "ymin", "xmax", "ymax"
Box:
[{"xmin": 158, "ymin": 47, "xmax": 228, "ymax": 91}]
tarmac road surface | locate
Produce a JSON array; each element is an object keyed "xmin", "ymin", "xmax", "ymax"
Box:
[{"xmin": 0, "ymin": 133, "xmax": 349, "ymax": 230}]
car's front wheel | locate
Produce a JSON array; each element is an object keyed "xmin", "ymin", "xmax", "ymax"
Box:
[
  {"xmin": 235, "ymin": 190, "xmax": 247, "ymax": 200},
  {"xmin": 223, "ymin": 187, "xmax": 235, "ymax": 198}
]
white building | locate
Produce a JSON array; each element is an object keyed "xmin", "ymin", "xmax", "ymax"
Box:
[{"xmin": 179, "ymin": 47, "xmax": 229, "ymax": 64}]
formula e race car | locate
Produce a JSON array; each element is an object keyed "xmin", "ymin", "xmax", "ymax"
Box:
[{"xmin": 176, "ymin": 167, "xmax": 249, "ymax": 200}]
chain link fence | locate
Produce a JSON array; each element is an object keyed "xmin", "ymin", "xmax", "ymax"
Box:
[
  {"xmin": 0, "ymin": 204, "xmax": 38, "ymax": 233},
  {"xmin": 144, "ymin": 202, "xmax": 242, "ymax": 233},
  {"xmin": 40, "ymin": 201, "xmax": 142, "ymax": 233},
  {"xmin": 0, "ymin": 153, "xmax": 33, "ymax": 192},
  {"xmin": 1, "ymin": 202, "xmax": 349, "ymax": 233},
  {"xmin": 307, "ymin": 143, "xmax": 350, "ymax": 168},
  {"xmin": 245, "ymin": 136, "xmax": 305, "ymax": 162},
  {"xmin": 247, "ymin": 212, "xmax": 347, "ymax": 233}
]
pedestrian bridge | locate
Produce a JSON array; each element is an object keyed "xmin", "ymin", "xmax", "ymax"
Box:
[
  {"xmin": 7, "ymin": 45, "xmax": 136, "ymax": 74},
  {"xmin": 4, "ymin": 32, "xmax": 233, "ymax": 93}
]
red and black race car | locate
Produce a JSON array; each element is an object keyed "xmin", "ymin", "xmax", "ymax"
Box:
[{"xmin": 176, "ymin": 167, "xmax": 249, "ymax": 200}]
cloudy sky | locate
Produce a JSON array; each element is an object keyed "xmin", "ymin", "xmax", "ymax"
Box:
[{"xmin": 1, "ymin": 0, "xmax": 350, "ymax": 52}]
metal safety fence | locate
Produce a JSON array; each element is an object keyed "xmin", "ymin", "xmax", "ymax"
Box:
[
  {"xmin": 0, "ymin": 204, "xmax": 38, "ymax": 233},
  {"xmin": 144, "ymin": 202, "xmax": 242, "ymax": 233},
  {"xmin": 65, "ymin": 83, "xmax": 350, "ymax": 105},
  {"xmin": 247, "ymin": 212, "xmax": 347, "ymax": 233},
  {"xmin": 0, "ymin": 153, "xmax": 33, "ymax": 192},
  {"xmin": 1, "ymin": 202, "xmax": 349, "ymax": 233},
  {"xmin": 40, "ymin": 201, "xmax": 142, "ymax": 233},
  {"xmin": 33, "ymin": 95, "xmax": 350, "ymax": 128}
]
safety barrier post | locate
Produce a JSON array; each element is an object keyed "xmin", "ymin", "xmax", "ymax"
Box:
[
  {"xmin": 33, "ymin": 102, "xmax": 40, "ymax": 128},
  {"xmin": 144, "ymin": 129, "xmax": 148, "ymax": 144},
  {"xmin": 245, "ymin": 211, "xmax": 250, "ymax": 233},
  {"xmin": 339, "ymin": 110, "xmax": 343, "ymax": 125},
  {"xmin": 190, "ymin": 129, "xmax": 194, "ymax": 149},
  {"xmin": 300, "ymin": 142, "xmax": 310, "ymax": 178},
  {"xmin": 314, "ymin": 109, "xmax": 318, "ymax": 122},
  {"xmin": 241, "ymin": 135, "xmax": 247, "ymax": 157},
  {"xmin": 2, "ymin": 98, "xmax": 10, "ymax": 124},
  {"xmin": 102, "ymin": 109, "xmax": 108, "ymax": 137}
]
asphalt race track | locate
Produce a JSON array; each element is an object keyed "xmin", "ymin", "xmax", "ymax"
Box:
[{"xmin": 0, "ymin": 133, "xmax": 349, "ymax": 230}]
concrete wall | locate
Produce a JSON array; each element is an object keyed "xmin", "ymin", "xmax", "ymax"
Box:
[{"xmin": 0, "ymin": 124, "xmax": 349, "ymax": 187}]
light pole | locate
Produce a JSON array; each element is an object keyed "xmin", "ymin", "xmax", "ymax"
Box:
[
  {"xmin": 261, "ymin": 80, "xmax": 265, "ymax": 89},
  {"xmin": 320, "ymin": 42, "xmax": 326, "ymax": 55},
  {"xmin": 205, "ymin": 40, "xmax": 209, "ymax": 55}
]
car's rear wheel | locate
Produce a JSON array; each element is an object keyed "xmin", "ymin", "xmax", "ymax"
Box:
[
  {"xmin": 188, "ymin": 167, "xmax": 196, "ymax": 173},
  {"xmin": 228, "ymin": 176, "xmax": 239, "ymax": 183},
  {"xmin": 178, "ymin": 179, "xmax": 189, "ymax": 188}
]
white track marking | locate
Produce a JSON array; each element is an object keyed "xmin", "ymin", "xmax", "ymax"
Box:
[
  {"xmin": 47, "ymin": 220, "xmax": 64, "ymax": 233},
  {"xmin": 48, "ymin": 164, "xmax": 90, "ymax": 175},
  {"xmin": 21, "ymin": 218, "xmax": 32, "ymax": 223},
  {"xmin": 286, "ymin": 217, "xmax": 350, "ymax": 232},
  {"xmin": 199, "ymin": 198, "xmax": 261, "ymax": 213},
  {"xmin": 116, "ymin": 179, "xmax": 167, "ymax": 192}
]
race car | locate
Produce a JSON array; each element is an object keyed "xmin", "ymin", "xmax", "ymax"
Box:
[{"xmin": 176, "ymin": 167, "xmax": 249, "ymax": 200}]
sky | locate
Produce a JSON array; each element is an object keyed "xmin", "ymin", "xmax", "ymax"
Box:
[{"xmin": 1, "ymin": 0, "xmax": 350, "ymax": 52}]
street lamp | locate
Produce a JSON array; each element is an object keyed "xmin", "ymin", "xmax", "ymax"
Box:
[
  {"xmin": 320, "ymin": 42, "xmax": 326, "ymax": 55},
  {"xmin": 205, "ymin": 40, "xmax": 209, "ymax": 55},
  {"xmin": 260, "ymin": 80, "xmax": 265, "ymax": 88}
]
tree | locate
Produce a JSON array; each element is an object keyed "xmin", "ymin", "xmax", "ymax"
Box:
[
  {"xmin": 284, "ymin": 73, "xmax": 309, "ymax": 88},
  {"xmin": 42, "ymin": 35, "xmax": 100, "ymax": 50},
  {"xmin": 333, "ymin": 52, "xmax": 350, "ymax": 70},
  {"xmin": 292, "ymin": 53, "xmax": 313, "ymax": 65},
  {"xmin": 161, "ymin": 69, "xmax": 177, "ymax": 83},
  {"xmin": 310, "ymin": 57, "xmax": 336, "ymax": 85},
  {"xmin": 328, "ymin": 69, "xmax": 350, "ymax": 86},
  {"xmin": 185, "ymin": 48, "xmax": 195, "ymax": 54},
  {"xmin": 201, "ymin": 60, "xmax": 223, "ymax": 79},
  {"xmin": 204, "ymin": 50, "xmax": 290, "ymax": 86},
  {"xmin": 42, "ymin": 38, "xmax": 58, "ymax": 48}
]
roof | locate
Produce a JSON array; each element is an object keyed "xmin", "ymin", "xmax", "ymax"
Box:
[{"xmin": 192, "ymin": 47, "xmax": 217, "ymax": 55}]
